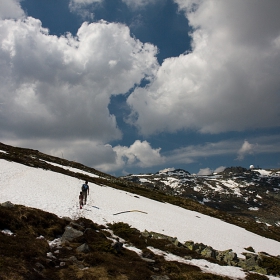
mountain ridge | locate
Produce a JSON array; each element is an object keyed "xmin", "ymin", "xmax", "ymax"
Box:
[{"xmin": 121, "ymin": 166, "xmax": 280, "ymax": 232}]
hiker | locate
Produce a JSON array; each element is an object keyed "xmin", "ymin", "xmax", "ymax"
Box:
[
  {"xmin": 82, "ymin": 181, "xmax": 89, "ymax": 205},
  {"xmin": 79, "ymin": 192, "xmax": 83, "ymax": 209}
]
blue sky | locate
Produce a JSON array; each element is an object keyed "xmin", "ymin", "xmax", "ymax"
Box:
[{"xmin": 0, "ymin": 0, "xmax": 280, "ymax": 176}]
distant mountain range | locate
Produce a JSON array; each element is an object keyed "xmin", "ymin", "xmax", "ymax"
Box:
[{"xmin": 121, "ymin": 167, "xmax": 280, "ymax": 227}]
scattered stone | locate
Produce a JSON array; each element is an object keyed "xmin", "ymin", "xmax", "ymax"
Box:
[
  {"xmin": 184, "ymin": 240, "xmax": 194, "ymax": 250},
  {"xmin": 36, "ymin": 235, "xmax": 45, "ymax": 240},
  {"xmin": 148, "ymin": 231, "xmax": 180, "ymax": 246},
  {"xmin": 48, "ymin": 238, "xmax": 62, "ymax": 248},
  {"xmin": 0, "ymin": 201, "xmax": 14, "ymax": 208},
  {"xmin": 223, "ymin": 250, "xmax": 238, "ymax": 264},
  {"xmin": 47, "ymin": 252, "xmax": 56, "ymax": 259},
  {"xmin": 193, "ymin": 242, "xmax": 207, "ymax": 253},
  {"xmin": 76, "ymin": 243, "xmax": 90, "ymax": 253},
  {"xmin": 61, "ymin": 226, "xmax": 83, "ymax": 243},
  {"xmin": 201, "ymin": 246, "xmax": 216, "ymax": 258},
  {"xmin": 142, "ymin": 230, "xmax": 150, "ymax": 238},
  {"xmin": 69, "ymin": 221, "xmax": 85, "ymax": 231},
  {"xmin": 62, "ymin": 217, "xmax": 72, "ymax": 222},
  {"xmin": 143, "ymin": 230, "xmax": 272, "ymax": 275},
  {"xmin": 1, "ymin": 229, "xmax": 14, "ymax": 236}
]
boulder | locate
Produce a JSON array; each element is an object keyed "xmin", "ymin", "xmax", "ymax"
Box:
[
  {"xmin": 76, "ymin": 243, "xmax": 90, "ymax": 253},
  {"xmin": 69, "ymin": 222, "xmax": 85, "ymax": 231},
  {"xmin": 142, "ymin": 230, "xmax": 150, "ymax": 238},
  {"xmin": 216, "ymin": 249, "xmax": 237, "ymax": 265},
  {"xmin": 184, "ymin": 241, "xmax": 194, "ymax": 250},
  {"xmin": 224, "ymin": 250, "xmax": 238, "ymax": 264},
  {"xmin": 238, "ymin": 255, "xmax": 258, "ymax": 271},
  {"xmin": 61, "ymin": 226, "xmax": 83, "ymax": 243},
  {"xmin": 193, "ymin": 243, "xmax": 207, "ymax": 253},
  {"xmin": 201, "ymin": 246, "xmax": 216, "ymax": 258},
  {"xmin": 1, "ymin": 201, "xmax": 14, "ymax": 208}
]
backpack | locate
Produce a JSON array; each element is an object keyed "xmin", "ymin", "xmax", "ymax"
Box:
[{"xmin": 82, "ymin": 184, "xmax": 88, "ymax": 192}]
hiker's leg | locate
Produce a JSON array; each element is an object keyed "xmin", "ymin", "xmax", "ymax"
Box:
[{"xmin": 83, "ymin": 191, "xmax": 87, "ymax": 204}]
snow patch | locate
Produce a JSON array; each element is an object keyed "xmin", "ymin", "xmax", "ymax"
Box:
[{"xmin": 248, "ymin": 207, "xmax": 259, "ymax": 211}]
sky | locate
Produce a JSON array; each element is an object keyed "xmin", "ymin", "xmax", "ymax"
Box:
[
  {"xmin": 1, "ymin": 158, "xmax": 280, "ymax": 279},
  {"xmin": 0, "ymin": 0, "xmax": 280, "ymax": 176}
]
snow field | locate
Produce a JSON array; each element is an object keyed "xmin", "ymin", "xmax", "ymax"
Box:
[{"xmin": 1, "ymin": 159, "xmax": 280, "ymax": 279}]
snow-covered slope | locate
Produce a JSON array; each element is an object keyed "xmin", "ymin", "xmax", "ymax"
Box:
[{"xmin": 1, "ymin": 159, "xmax": 280, "ymax": 261}]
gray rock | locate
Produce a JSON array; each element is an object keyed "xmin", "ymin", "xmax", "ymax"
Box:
[
  {"xmin": 61, "ymin": 226, "xmax": 83, "ymax": 242},
  {"xmin": 239, "ymin": 256, "xmax": 258, "ymax": 271},
  {"xmin": 216, "ymin": 249, "xmax": 237, "ymax": 264},
  {"xmin": 194, "ymin": 243, "xmax": 207, "ymax": 253},
  {"xmin": 254, "ymin": 266, "xmax": 267, "ymax": 275},
  {"xmin": 184, "ymin": 241, "xmax": 194, "ymax": 250},
  {"xmin": 142, "ymin": 230, "xmax": 150, "ymax": 238},
  {"xmin": 76, "ymin": 243, "xmax": 90, "ymax": 253},
  {"xmin": 171, "ymin": 237, "xmax": 179, "ymax": 246},
  {"xmin": 245, "ymin": 257, "xmax": 258, "ymax": 269},
  {"xmin": 69, "ymin": 222, "xmax": 85, "ymax": 231},
  {"xmin": 151, "ymin": 276, "xmax": 170, "ymax": 280},
  {"xmin": 201, "ymin": 246, "xmax": 216, "ymax": 258},
  {"xmin": 1, "ymin": 201, "xmax": 14, "ymax": 208},
  {"xmin": 244, "ymin": 252, "xmax": 257, "ymax": 260},
  {"xmin": 224, "ymin": 250, "xmax": 237, "ymax": 264}
]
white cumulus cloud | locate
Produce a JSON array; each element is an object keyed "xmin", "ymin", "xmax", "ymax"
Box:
[
  {"xmin": 127, "ymin": 0, "xmax": 280, "ymax": 135},
  {"xmin": 237, "ymin": 140, "xmax": 255, "ymax": 160},
  {"xmin": 214, "ymin": 166, "xmax": 226, "ymax": 173},
  {"xmin": 197, "ymin": 167, "xmax": 212, "ymax": 176},
  {"xmin": 0, "ymin": 5, "xmax": 158, "ymax": 164},
  {"xmin": 70, "ymin": 0, "xmax": 158, "ymax": 10},
  {"xmin": 95, "ymin": 140, "xmax": 165, "ymax": 173},
  {"xmin": 0, "ymin": 0, "xmax": 24, "ymax": 20},
  {"xmin": 122, "ymin": 0, "xmax": 159, "ymax": 9}
]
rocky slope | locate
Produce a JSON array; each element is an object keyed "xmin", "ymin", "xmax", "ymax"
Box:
[{"xmin": 2, "ymin": 202, "xmax": 280, "ymax": 280}]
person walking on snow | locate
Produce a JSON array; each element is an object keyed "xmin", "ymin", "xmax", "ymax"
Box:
[
  {"xmin": 79, "ymin": 192, "xmax": 83, "ymax": 209},
  {"xmin": 82, "ymin": 181, "xmax": 89, "ymax": 205}
]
